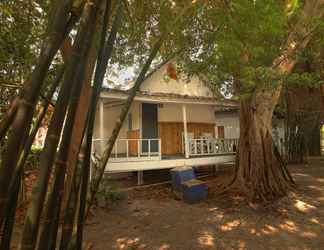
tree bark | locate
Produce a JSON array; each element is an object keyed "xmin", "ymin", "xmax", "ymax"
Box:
[
  {"xmin": 237, "ymin": 95, "xmax": 295, "ymax": 202},
  {"xmin": 235, "ymin": 0, "xmax": 324, "ymax": 202}
]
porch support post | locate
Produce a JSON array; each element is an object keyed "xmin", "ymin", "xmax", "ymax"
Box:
[
  {"xmin": 99, "ymin": 99, "xmax": 105, "ymax": 153},
  {"xmin": 137, "ymin": 171, "xmax": 144, "ymax": 185},
  {"xmin": 182, "ymin": 104, "xmax": 190, "ymax": 159}
]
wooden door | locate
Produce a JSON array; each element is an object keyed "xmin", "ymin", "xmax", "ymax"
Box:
[{"xmin": 158, "ymin": 122, "xmax": 183, "ymax": 155}]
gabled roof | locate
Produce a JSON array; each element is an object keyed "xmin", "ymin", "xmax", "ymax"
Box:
[{"xmin": 101, "ymin": 60, "xmax": 238, "ymax": 107}]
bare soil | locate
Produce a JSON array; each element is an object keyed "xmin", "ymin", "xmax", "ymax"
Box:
[{"xmin": 84, "ymin": 161, "xmax": 324, "ymax": 250}]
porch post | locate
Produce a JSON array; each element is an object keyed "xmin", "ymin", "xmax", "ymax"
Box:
[
  {"xmin": 182, "ymin": 104, "xmax": 190, "ymax": 158},
  {"xmin": 99, "ymin": 99, "xmax": 105, "ymax": 153}
]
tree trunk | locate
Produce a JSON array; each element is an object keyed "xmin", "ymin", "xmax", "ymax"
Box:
[
  {"xmin": 237, "ymin": 94, "xmax": 295, "ymax": 202},
  {"xmin": 235, "ymin": 0, "xmax": 324, "ymax": 202}
]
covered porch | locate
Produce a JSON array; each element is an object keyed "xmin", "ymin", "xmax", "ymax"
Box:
[{"xmin": 92, "ymin": 90, "xmax": 239, "ymax": 175}]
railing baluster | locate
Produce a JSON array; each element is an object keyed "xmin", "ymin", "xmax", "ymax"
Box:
[
  {"xmin": 126, "ymin": 140, "xmax": 129, "ymax": 159},
  {"xmin": 148, "ymin": 139, "xmax": 151, "ymax": 158},
  {"xmin": 194, "ymin": 139, "xmax": 197, "ymax": 155},
  {"xmin": 207, "ymin": 139, "xmax": 210, "ymax": 154},
  {"xmin": 138, "ymin": 139, "xmax": 140, "ymax": 158},
  {"xmin": 159, "ymin": 139, "xmax": 162, "ymax": 159}
]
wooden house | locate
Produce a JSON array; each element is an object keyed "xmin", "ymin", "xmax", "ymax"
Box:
[{"xmin": 93, "ymin": 63, "xmax": 240, "ymax": 183}]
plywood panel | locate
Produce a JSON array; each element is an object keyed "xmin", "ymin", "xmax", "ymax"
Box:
[
  {"xmin": 127, "ymin": 130, "xmax": 140, "ymax": 156},
  {"xmin": 158, "ymin": 122, "xmax": 182, "ymax": 155},
  {"xmin": 158, "ymin": 122, "xmax": 215, "ymax": 155}
]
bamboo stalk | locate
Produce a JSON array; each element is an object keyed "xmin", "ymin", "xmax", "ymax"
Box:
[
  {"xmin": 19, "ymin": 8, "xmax": 91, "ymax": 249},
  {"xmin": 0, "ymin": 0, "xmax": 77, "ymax": 229},
  {"xmin": 0, "ymin": 98, "xmax": 19, "ymax": 142},
  {"xmin": 0, "ymin": 66, "xmax": 63, "ymax": 249},
  {"xmin": 60, "ymin": 0, "xmax": 114, "ymax": 248},
  {"xmin": 8, "ymin": 66, "xmax": 64, "ymax": 202},
  {"xmin": 60, "ymin": 154, "xmax": 83, "ymax": 250},
  {"xmin": 0, "ymin": 173, "xmax": 20, "ymax": 250},
  {"xmin": 74, "ymin": 2, "xmax": 122, "ymax": 249},
  {"xmin": 36, "ymin": 1, "xmax": 101, "ymax": 249}
]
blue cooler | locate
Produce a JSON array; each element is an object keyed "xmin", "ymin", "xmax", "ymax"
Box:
[
  {"xmin": 170, "ymin": 166, "xmax": 195, "ymax": 192},
  {"xmin": 182, "ymin": 179, "xmax": 208, "ymax": 204}
]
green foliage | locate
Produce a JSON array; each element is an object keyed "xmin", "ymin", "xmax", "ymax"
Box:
[
  {"xmin": 0, "ymin": 0, "xmax": 62, "ymax": 116},
  {"xmin": 96, "ymin": 177, "xmax": 125, "ymax": 207},
  {"xmin": 0, "ymin": 0, "xmax": 47, "ymax": 84},
  {"xmin": 25, "ymin": 147, "xmax": 43, "ymax": 170},
  {"xmin": 117, "ymin": 1, "xmax": 323, "ymax": 98},
  {"xmin": 286, "ymin": 72, "xmax": 322, "ymax": 88}
]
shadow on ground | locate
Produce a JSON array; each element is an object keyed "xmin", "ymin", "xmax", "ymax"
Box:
[{"xmin": 85, "ymin": 162, "xmax": 324, "ymax": 250}]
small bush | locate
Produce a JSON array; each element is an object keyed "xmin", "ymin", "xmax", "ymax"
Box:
[{"xmin": 96, "ymin": 177, "xmax": 125, "ymax": 207}]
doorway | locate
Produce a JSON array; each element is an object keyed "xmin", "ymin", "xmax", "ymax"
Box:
[{"xmin": 142, "ymin": 103, "xmax": 158, "ymax": 153}]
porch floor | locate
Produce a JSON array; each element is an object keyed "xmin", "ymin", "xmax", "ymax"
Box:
[
  {"xmin": 161, "ymin": 153, "xmax": 235, "ymax": 160},
  {"xmin": 106, "ymin": 153, "xmax": 235, "ymax": 173}
]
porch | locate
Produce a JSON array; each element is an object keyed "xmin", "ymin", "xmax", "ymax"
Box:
[
  {"xmin": 92, "ymin": 90, "xmax": 239, "ymax": 176},
  {"xmin": 92, "ymin": 137, "xmax": 238, "ymax": 166}
]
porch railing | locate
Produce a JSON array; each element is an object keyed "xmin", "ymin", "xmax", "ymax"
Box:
[
  {"xmin": 92, "ymin": 138, "xmax": 162, "ymax": 162},
  {"xmin": 187, "ymin": 138, "xmax": 238, "ymax": 156}
]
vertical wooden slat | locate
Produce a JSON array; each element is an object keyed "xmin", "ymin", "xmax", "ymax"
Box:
[
  {"xmin": 182, "ymin": 105, "xmax": 189, "ymax": 158},
  {"xmin": 159, "ymin": 139, "xmax": 162, "ymax": 159}
]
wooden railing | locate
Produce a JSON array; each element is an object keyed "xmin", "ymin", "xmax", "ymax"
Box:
[
  {"xmin": 92, "ymin": 138, "xmax": 162, "ymax": 162},
  {"xmin": 187, "ymin": 138, "xmax": 238, "ymax": 156}
]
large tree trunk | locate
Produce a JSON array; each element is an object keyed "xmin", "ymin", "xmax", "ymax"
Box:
[
  {"xmin": 237, "ymin": 94, "xmax": 295, "ymax": 202},
  {"xmin": 236, "ymin": 0, "xmax": 324, "ymax": 202}
]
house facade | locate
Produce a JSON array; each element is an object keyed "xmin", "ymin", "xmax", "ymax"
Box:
[{"xmin": 93, "ymin": 63, "xmax": 240, "ymax": 183}]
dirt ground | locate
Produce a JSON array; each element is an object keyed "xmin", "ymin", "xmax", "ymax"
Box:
[{"xmin": 84, "ymin": 161, "xmax": 324, "ymax": 250}]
